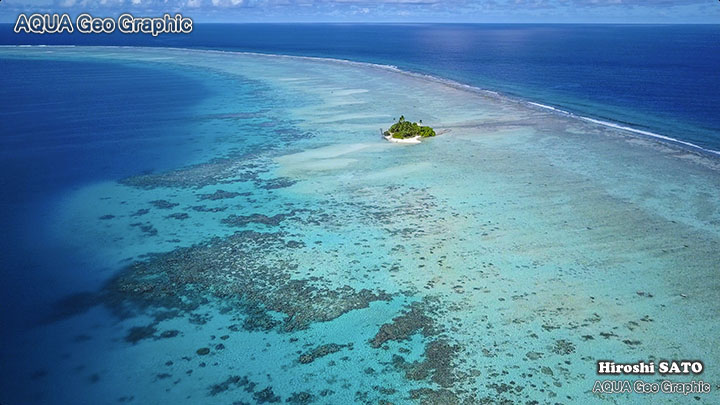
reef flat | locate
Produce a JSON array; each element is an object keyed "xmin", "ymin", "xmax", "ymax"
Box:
[{"xmin": 1, "ymin": 47, "xmax": 719, "ymax": 405}]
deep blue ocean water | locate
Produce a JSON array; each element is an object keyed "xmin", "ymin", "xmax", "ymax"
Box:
[
  {"xmin": 0, "ymin": 58, "xmax": 212, "ymax": 328},
  {"xmin": 2, "ymin": 23, "xmax": 720, "ymax": 151}
]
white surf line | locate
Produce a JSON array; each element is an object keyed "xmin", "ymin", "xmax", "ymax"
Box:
[
  {"xmin": 527, "ymin": 102, "xmax": 720, "ymax": 157},
  {"xmin": 4, "ymin": 45, "xmax": 718, "ymax": 157}
]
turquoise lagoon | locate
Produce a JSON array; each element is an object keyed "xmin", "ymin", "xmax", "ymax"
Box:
[{"xmin": 0, "ymin": 47, "xmax": 719, "ymax": 404}]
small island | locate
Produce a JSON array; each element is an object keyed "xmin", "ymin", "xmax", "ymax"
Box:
[{"xmin": 383, "ymin": 116, "xmax": 436, "ymax": 144}]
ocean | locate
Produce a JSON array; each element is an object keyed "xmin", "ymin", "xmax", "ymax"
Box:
[
  {"xmin": 3, "ymin": 24, "xmax": 720, "ymax": 151},
  {"xmin": 1, "ymin": 25, "xmax": 719, "ymax": 404}
]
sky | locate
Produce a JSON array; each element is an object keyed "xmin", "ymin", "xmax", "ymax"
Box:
[{"xmin": 1, "ymin": 0, "xmax": 719, "ymax": 23}]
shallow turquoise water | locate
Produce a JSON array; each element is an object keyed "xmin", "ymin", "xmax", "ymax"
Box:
[{"xmin": 1, "ymin": 47, "xmax": 719, "ymax": 404}]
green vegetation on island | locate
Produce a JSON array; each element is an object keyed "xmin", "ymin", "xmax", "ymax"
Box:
[{"xmin": 384, "ymin": 116, "xmax": 436, "ymax": 139}]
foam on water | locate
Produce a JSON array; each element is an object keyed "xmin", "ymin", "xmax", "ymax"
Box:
[{"xmin": 528, "ymin": 101, "xmax": 720, "ymax": 157}]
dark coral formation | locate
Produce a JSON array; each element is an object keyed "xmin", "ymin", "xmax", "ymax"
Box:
[
  {"xmin": 370, "ymin": 300, "xmax": 436, "ymax": 348},
  {"xmin": 190, "ymin": 205, "xmax": 228, "ymax": 213},
  {"xmin": 298, "ymin": 343, "xmax": 349, "ymax": 364},
  {"xmin": 123, "ymin": 324, "xmax": 181, "ymax": 344},
  {"xmin": 208, "ymin": 375, "xmax": 256, "ymax": 396},
  {"xmin": 550, "ymin": 339, "xmax": 576, "ymax": 355},
  {"xmin": 392, "ymin": 340, "xmax": 460, "ymax": 388},
  {"xmin": 120, "ymin": 148, "xmax": 300, "ymax": 194},
  {"xmin": 260, "ymin": 177, "xmax": 296, "ymax": 190},
  {"xmin": 285, "ymin": 391, "xmax": 314, "ymax": 404},
  {"xmin": 254, "ymin": 387, "xmax": 281, "ymax": 403},
  {"xmin": 221, "ymin": 213, "xmax": 288, "ymax": 227},
  {"xmin": 130, "ymin": 222, "xmax": 158, "ymax": 236},
  {"xmin": 159, "ymin": 330, "xmax": 179, "ymax": 338},
  {"xmin": 121, "ymin": 158, "xmax": 252, "ymax": 189},
  {"xmin": 197, "ymin": 189, "xmax": 244, "ymax": 201},
  {"xmin": 409, "ymin": 388, "xmax": 460, "ymax": 405},
  {"xmin": 101, "ymin": 230, "xmax": 391, "ymax": 332},
  {"xmin": 124, "ymin": 324, "xmax": 158, "ymax": 344},
  {"xmin": 130, "ymin": 208, "xmax": 150, "ymax": 217},
  {"xmin": 367, "ymin": 298, "xmax": 469, "ymax": 400},
  {"xmin": 150, "ymin": 200, "xmax": 179, "ymax": 209}
]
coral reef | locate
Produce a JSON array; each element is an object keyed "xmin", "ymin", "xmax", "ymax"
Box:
[
  {"xmin": 101, "ymin": 230, "xmax": 391, "ymax": 332},
  {"xmin": 370, "ymin": 300, "xmax": 437, "ymax": 348},
  {"xmin": 298, "ymin": 343, "xmax": 350, "ymax": 364},
  {"xmin": 197, "ymin": 189, "xmax": 244, "ymax": 201}
]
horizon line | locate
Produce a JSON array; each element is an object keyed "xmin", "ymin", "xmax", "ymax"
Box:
[{"xmin": 1, "ymin": 20, "xmax": 719, "ymax": 25}]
